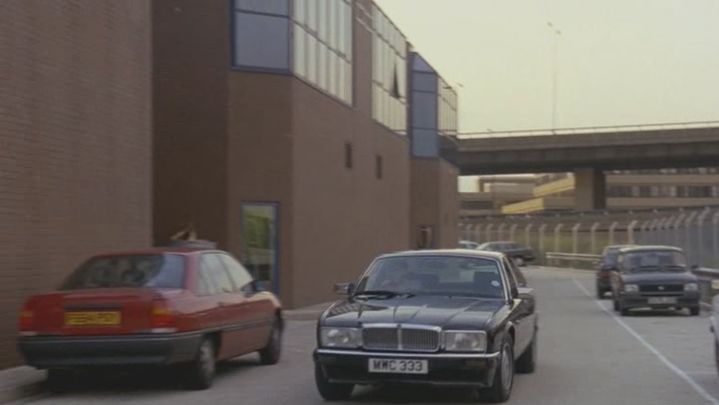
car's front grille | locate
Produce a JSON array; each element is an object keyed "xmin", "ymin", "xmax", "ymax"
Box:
[
  {"xmin": 639, "ymin": 284, "xmax": 684, "ymax": 294},
  {"xmin": 362, "ymin": 325, "xmax": 440, "ymax": 352}
]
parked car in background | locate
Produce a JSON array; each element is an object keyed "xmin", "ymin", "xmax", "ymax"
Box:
[
  {"xmin": 314, "ymin": 249, "xmax": 538, "ymax": 403},
  {"xmin": 18, "ymin": 246, "xmax": 283, "ymax": 391},
  {"xmin": 710, "ymin": 296, "xmax": 719, "ymax": 376},
  {"xmin": 610, "ymin": 246, "xmax": 700, "ymax": 316},
  {"xmin": 459, "ymin": 240, "xmax": 480, "ymax": 250},
  {"xmin": 478, "ymin": 241, "xmax": 535, "ymax": 266},
  {"xmin": 595, "ymin": 245, "xmax": 634, "ymax": 299}
]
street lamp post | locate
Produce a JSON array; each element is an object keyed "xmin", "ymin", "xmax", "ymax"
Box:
[{"xmin": 547, "ymin": 22, "xmax": 561, "ymax": 131}]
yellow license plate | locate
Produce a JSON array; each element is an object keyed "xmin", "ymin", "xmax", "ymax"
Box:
[{"xmin": 64, "ymin": 311, "xmax": 121, "ymax": 326}]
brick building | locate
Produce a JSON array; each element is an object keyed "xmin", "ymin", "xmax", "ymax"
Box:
[{"xmin": 0, "ymin": 1, "xmax": 152, "ymax": 368}]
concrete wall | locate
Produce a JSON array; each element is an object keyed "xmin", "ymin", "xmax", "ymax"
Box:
[{"xmin": 0, "ymin": 0, "xmax": 152, "ymax": 368}]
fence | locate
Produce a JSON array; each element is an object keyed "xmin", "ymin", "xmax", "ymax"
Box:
[{"xmin": 459, "ymin": 206, "xmax": 719, "ymax": 269}]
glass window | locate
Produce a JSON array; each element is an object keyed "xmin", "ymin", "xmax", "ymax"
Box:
[
  {"xmin": 62, "ymin": 255, "xmax": 186, "ymax": 290},
  {"xmin": 219, "ymin": 255, "xmax": 254, "ymax": 291},
  {"xmin": 294, "ymin": 27, "xmax": 307, "ymax": 77},
  {"xmin": 235, "ymin": 0, "xmax": 289, "ymax": 15},
  {"xmin": 318, "ymin": 0, "xmax": 328, "ymax": 42},
  {"xmin": 307, "ymin": 36, "xmax": 317, "ymax": 83},
  {"xmin": 233, "ymin": 12, "xmax": 290, "ymax": 71},
  {"xmin": 201, "ymin": 254, "xmax": 235, "ymax": 293},
  {"xmin": 241, "ymin": 204, "xmax": 279, "ymax": 292},
  {"xmin": 307, "ymin": 0, "xmax": 317, "ymax": 32},
  {"xmin": 294, "ymin": 0, "xmax": 306, "ymax": 23}
]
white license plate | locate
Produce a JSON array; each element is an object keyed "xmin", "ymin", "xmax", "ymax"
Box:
[
  {"xmin": 368, "ymin": 358, "xmax": 428, "ymax": 375},
  {"xmin": 648, "ymin": 297, "xmax": 678, "ymax": 305}
]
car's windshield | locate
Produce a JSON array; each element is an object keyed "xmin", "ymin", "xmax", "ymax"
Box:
[
  {"xmin": 355, "ymin": 256, "xmax": 505, "ymax": 299},
  {"xmin": 622, "ymin": 251, "xmax": 687, "ymax": 273},
  {"xmin": 62, "ymin": 254, "xmax": 186, "ymax": 290}
]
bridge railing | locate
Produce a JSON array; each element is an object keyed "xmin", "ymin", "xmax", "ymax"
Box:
[{"xmin": 457, "ymin": 120, "xmax": 719, "ymax": 139}]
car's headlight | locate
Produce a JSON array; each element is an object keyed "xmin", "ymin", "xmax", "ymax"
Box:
[
  {"xmin": 443, "ymin": 331, "xmax": 487, "ymax": 352},
  {"xmin": 624, "ymin": 284, "xmax": 639, "ymax": 293},
  {"xmin": 685, "ymin": 283, "xmax": 699, "ymax": 292},
  {"xmin": 319, "ymin": 327, "xmax": 362, "ymax": 348}
]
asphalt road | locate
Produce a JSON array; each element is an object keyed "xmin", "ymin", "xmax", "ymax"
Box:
[{"xmin": 12, "ymin": 267, "xmax": 719, "ymax": 404}]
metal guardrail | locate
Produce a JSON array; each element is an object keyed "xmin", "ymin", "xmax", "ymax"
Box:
[
  {"xmin": 545, "ymin": 252, "xmax": 602, "ymax": 268},
  {"xmin": 457, "ymin": 120, "xmax": 719, "ymax": 139}
]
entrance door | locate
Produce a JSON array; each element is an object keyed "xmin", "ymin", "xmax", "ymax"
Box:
[{"xmin": 241, "ymin": 203, "xmax": 279, "ymax": 294}]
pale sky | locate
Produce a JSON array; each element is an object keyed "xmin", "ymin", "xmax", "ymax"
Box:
[{"xmin": 376, "ymin": 0, "xmax": 719, "ymax": 134}]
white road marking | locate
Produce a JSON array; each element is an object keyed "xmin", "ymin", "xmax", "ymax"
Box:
[{"xmin": 572, "ymin": 277, "xmax": 719, "ymax": 405}]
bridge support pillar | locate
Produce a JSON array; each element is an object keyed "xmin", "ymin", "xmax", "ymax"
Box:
[{"xmin": 574, "ymin": 168, "xmax": 606, "ymax": 211}]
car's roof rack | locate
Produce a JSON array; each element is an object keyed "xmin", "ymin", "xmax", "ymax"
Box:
[{"xmin": 166, "ymin": 239, "xmax": 217, "ymax": 249}]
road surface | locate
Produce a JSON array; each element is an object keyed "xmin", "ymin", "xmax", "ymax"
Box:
[{"xmin": 12, "ymin": 267, "xmax": 719, "ymax": 404}]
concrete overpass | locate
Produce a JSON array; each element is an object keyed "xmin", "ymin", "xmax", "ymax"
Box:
[{"xmin": 443, "ymin": 121, "xmax": 719, "ymax": 211}]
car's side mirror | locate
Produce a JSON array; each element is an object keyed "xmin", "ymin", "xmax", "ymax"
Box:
[
  {"xmin": 510, "ymin": 286, "xmax": 520, "ymax": 299},
  {"xmin": 333, "ymin": 282, "xmax": 355, "ymax": 296},
  {"xmin": 517, "ymin": 287, "xmax": 534, "ymax": 300}
]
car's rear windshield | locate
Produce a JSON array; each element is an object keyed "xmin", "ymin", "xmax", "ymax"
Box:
[
  {"xmin": 62, "ymin": 254, "xmax": 186, "ymax": 290},
  {"xmin": 622, "ymin": 250, "xmax": 687, "ymax": 273},
  {"xmin": 356, "ymin": 256, "xmax": 505, "ymax": 299}
]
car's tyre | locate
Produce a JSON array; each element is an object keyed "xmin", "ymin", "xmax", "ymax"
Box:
[
  {"xmin": 314, "ymin": 363, "xmax": 353, "ymax": 401},
  {"xmin": 613, "ymin": 298, "xmax": 619, "ymax": 311},
  {"xmin": 183, "ymin": 338, "xmax": 216, "ymax": 390},
  {"xmin": 619, "ymin": 301, "xmax": 630, "ymax": 317},
  {"xmin": 46, "ymin": 368, "xmax": 75, "ymax": 393},
  {"xmin": 596, "ymin": 286, "xmax": 605, "ymax": 299},
  {"xmin": 690, "ymin": 306, "xmax": 700, "ymax": 316},
  {"xmin": 259, "ymin": 316, "xmax": 282, "ymax": 365},
  {"xmin": 482, "ymin": 335, "xmax": 514, "ymax": 403},
  {"xmin": 515, "ymin": 332, "xmax": 537, "ymax": 374}
]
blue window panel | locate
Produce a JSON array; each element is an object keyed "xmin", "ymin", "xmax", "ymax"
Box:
[
  {"xmin": 412, "ymin": 72, "xmax": 437, "ymax": 93},
  {"xmin": 234, "ymin": 0, "xmax": 289, "ymax": 16},
  {"xmin": 233, "ymin": 12, "xmax": 290, "ymax": 71},
  {"xmin": 411, "ymin": 91, "xmax": 438, "ymax": 129},
  {"xmin": 412, "ymin": 129, "xmax": 439, "ymax": 158}
]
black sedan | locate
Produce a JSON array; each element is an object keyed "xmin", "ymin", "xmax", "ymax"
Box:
[
  {"xmin": 313, "ymin": 250, "xmax": 538, "ymax": 403},
  {"xmin": 610, "ymin": 246, "xmax": 701, "ymax": 316},
  {"xmin": 477, "ymin": 241, "xmax": 535, "ymax": 266},
  {"xmin": 596, "ymin": 244, "xmax": 634, "ymax": 299}
]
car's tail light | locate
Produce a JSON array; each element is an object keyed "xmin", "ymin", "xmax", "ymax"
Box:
[
  {"xmin": 18, "ymin": 303, "xmax": 36, "ymax": 336},
  {"xmin": 150, "ymin": 300, "xmax": 177, "ymax": 333}
]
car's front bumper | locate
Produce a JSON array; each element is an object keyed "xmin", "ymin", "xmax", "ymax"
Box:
[
  {"xmin": 620, "ymin": 292, "xmax": 700, "ymax": 310},
  {"xmin": 314, "ymin": 349, "xmax": 500, "ymax": 388},
  {"xmin": 19, "ymin": 332, "xmax": 203, "ymax": 369}
]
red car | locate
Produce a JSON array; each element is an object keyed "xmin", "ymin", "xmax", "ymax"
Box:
[{"xmin": 18, "ymin": 246, "xmax": 282, "ymax": 390}]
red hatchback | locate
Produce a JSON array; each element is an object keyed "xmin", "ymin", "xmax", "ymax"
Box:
[{"xmin": 18, "ymin": 247, "xmax": 283, "ymax": 390}]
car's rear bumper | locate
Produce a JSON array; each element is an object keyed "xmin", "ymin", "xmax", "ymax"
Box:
[
  {"xmin": 313, "ymin": 348, "xmax": 499, "ymax": 388},
  {"xmin": 19, "ymin": 332, "xmax": 203, "ymax": 369}
]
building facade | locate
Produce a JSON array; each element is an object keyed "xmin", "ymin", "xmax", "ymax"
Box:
[
  {"xmin": 153, "ymin": 0, "xmax": 459, "ymax": 308},
  {"xmin": 0, "ymin": 1, "xmax": 152, "ymax": 368}
]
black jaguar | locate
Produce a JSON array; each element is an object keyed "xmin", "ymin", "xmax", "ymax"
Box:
[{"xmin": 313, "ymin": 250, "xmax": 538, "ymax": 403}]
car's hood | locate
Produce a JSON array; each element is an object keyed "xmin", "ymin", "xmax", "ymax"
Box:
[
  {"xmin": 321, "ymin": 295, "xmax": 506, "ymax": 330},
  {"xmin": 621, "ymin": 272, "xmax": 697, "ymax": 284}
]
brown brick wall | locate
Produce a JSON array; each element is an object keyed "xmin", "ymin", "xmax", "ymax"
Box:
[
  {"xmin": 0, "ymin": 0, "xmax": 152, "ymax": 368},
  {"xmin": 152, "ymin": 0, "xmax": 230, "ymax": 246},
  {"xmin": 410, "ymin": 158, "xmax": 460, "ymax": 249}
]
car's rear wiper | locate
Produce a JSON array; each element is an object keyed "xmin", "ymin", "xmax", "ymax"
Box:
[{"xmin": 352, "ymin": 290, "xmax": 414, "ymax": 299}]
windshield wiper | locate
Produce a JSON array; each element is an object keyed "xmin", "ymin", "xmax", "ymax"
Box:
[{"xmin": 352, "ymin": 290, "xmax": 414, "ymax": 299}]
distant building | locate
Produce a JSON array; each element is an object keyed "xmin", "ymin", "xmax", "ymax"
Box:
[{"xmin": 461, "ymin": 169, "xmax": 719, "ymax": 217}]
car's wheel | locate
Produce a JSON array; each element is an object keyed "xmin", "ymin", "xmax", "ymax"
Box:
[
  {"xmin": 690, "ymin": 306, "xmax": 700, "ymax": 316},
  {"xmin": 515, "ymin": 331, "xmax": 537, "ymax": 374},
  {"xmin": 46, "ymin": 368, "xmax": 75, "ymax": 393},
  {"xmin": 613, "ymin": 297, "xmax": 619, "ymax": 311},
  {"xmin": 314, "ymin": 363, "xmax": 353, "ymax": 401},
  {"xmin": 183, "ymin": 338, "xmax": 216, "ymax": 390},
  {"xmin": 482, "ymin": 335, "xmax": 514, "ymax": 403},
  {"xmin": 619, "ymin": 301, "xmax": 630, "ymax": 317},
  {"xmin": 596, "ymin": 285, "xmax": 605, "ymax": 299},
  {"xmin": 259, "ymin": 316, "xmax": 282, "ymax": 365}
]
